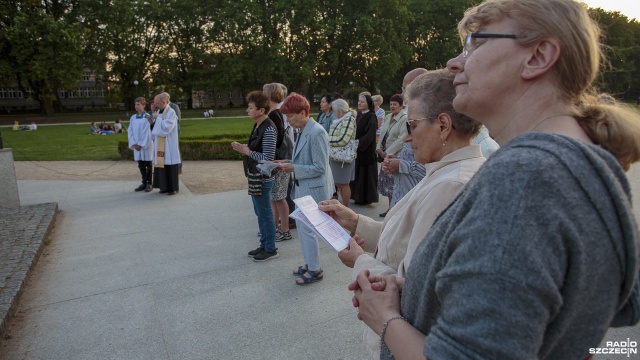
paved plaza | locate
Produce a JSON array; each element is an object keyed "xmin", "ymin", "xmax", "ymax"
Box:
[
  {"xmin": 0, "ymin": 174, "xmax": 388, "ymax": 360},
  {"xmin": 0, "ymin": 162, "xmax": 639, "ymax": 359}
]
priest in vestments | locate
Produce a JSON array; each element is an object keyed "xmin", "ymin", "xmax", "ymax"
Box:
[{"xmin": 151, "ymin": 92, "xmax": 181, "ymax": 195}]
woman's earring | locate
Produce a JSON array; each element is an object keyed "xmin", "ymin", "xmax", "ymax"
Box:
[{"xmin": 441, "ymin": 138, "xmax": 446, "ymax": 146}]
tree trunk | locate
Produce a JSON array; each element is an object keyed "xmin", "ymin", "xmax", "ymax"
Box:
[
  {"xmin": 40, "ymin": 96, "xmax": 55, "ymax": 116},
  {"xmin": 53, "ymin": 92, "xmax": 63, "ymax": 112}
]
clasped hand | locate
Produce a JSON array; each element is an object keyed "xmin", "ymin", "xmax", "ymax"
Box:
[
  {"xmin": 382, "ymin": 155, "xmax": 400, "ymax": 174},
  {"xmin": 348, "ymin": 270, "xmax": 402, "ymax": 334}
]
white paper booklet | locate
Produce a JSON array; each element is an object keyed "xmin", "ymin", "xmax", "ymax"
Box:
[
  {"xmin": 290, "ymin": 196, "xmax": 351, "ymax": 252},
  {"xmin": 257, "ymin": 160, "xmax": 282, "ymax": 176}
]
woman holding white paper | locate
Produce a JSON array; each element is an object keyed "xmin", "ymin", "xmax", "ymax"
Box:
[
  {"xmin": 319, "ymin": 69, "xmax": 485, "ymax": 358},
  {"xmin": 277, "ymin": 92, "xmax": 334, "ymax": 285}
]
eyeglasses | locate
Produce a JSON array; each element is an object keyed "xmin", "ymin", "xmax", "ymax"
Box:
[
  {"xmin": 406, "ymin": 117, "xmax": 431, "ymax": 133},
  {"xmin": 463, "ymin": 33, "xmax": 518, "ymax": 58}
]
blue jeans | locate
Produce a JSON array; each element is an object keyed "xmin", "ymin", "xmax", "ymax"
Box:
[{"xmin": 251, "ymin": 180, "xmax": 277, "ymax": 252}]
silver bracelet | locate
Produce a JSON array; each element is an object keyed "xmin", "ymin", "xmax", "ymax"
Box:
[{"xmin": 379, "ymin": 315, "xmax": 406, "ymax": 347}]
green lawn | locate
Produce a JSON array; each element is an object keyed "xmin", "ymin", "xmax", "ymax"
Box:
[
  {"xmin": 1, "ymin": 117, "xmax": 255, "ymax": 161},
  {"xmin": 0, "ymin": 108, "xmax": 250, "ymax": 126}
]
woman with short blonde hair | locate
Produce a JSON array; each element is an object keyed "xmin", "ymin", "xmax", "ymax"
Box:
[
  {"xmin": 351, "ymin": 1, "xmax": 640, "ymax": 359},
  {"xmin": 263, "ymin": 82, "xmax": 292, "ymax": 242}
]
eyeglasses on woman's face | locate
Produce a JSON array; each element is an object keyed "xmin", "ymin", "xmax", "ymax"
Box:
[
  {"xmin": 406, "ymin": 117, "xmax": 432, "ymax": 133},
  {"xmin": 463, "ymin": 33, "xmax": 518, "ymax": 58}
]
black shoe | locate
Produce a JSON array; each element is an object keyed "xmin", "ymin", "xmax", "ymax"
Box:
[
  {"xmin": 145, "ymin": 184, "xmax": 153, "ymax": 192},
  {"xmin": 167, "ymin": 191, "xmax": 178, "ymax": 195},
  {"xmin": 379, "ymin": 210, "xmax": 389, "ymax": 218},
  {"xmin": 253, "ymin": 250, "xmax": 279, "ymax": 262},
  {"xmin": 134, "ymin": 184, "xmax": 146, "ymax": 192},
  {"xmin": 248, "ymin": 247, "xmax": 265, "ymax": 257},
  {"xmin": 159, "ymin": 190, "xmax": 168, "ymax": 194}
]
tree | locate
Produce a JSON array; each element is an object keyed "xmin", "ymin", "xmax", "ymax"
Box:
[
  {"xmin": 0, "ymin": 1, "xmax": 85, "ymax": 115},
  {"xmin": 309, "ymin": 0, "xmax": 412, "ymax": 96},
  {"xmin": 152, "ymin": 0, "xmax": 221, "ymax": 108},
  {"xmin": 589, "ymin": 8, "xmax": 640, "ymax": 101},
  {"xmin": 81, "ymin": 0, "xmax": 167, "ymax": 110},
  {"xmin": 205, "ymin": 0, "xmax": 294, "ymax": 95},
  {"xmin": 401, "ymin": 0, "xmax": 480, "ymax": 83}
]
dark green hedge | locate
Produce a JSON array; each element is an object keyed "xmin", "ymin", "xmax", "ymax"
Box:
[{"xmin": 118, "ymin": 135, "xmax": 247, "ymax": 160}]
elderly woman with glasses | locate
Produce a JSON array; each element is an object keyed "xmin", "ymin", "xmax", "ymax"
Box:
[
  {"xmin": 319, "ymin": 69, "xmax": 486, "ymax": 359},
  {"xmin": 349, "ymin": 1, "xmax": 640, "ymax": 359}
]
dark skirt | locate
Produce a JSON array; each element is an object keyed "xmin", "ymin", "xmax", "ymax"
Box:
[
  {"xmin": 350, "ymin": 162, "xmax": 379, "ymax": 205},
  {"xmin": 153, "ymin": 164, "xmax": 180, "ymax": 192}
]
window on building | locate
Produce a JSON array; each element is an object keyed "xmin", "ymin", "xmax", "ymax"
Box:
[
  {"xmin": 8, "ymin": 88, "xmax": 16, "ymax": 98},
  {"xmin": 82, "ymin": 72, "xmax": 91, "ymax": 81},
  {"xmin": 217, "ymin": 93, "xmax": 223, "ymax": 98},
  {"xmin": 0, "ymin": 88, "xmax": 5, "ymax": 98},
  {"xmin": 59, "ymin": 90, "xmax": 66, "ymax": 99},
  {"xmin": 228, "ymin": 92, "xmax": 233, "ymax": 98}
]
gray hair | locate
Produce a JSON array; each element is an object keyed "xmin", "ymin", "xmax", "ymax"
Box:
[
  {"xmin": 331, "ymin": 99, "xmax": 355, "ymax": 118},
  {"xmin": 406, "ymin": 69, "xmax": 481, "ymax": 137},
  {"xmin": 277, "ymin": 83, "xmax": 287, "ymax": 96},
  {"xmin": 155, "ymin": 92, "xmax": 170, "ymax": 103}
]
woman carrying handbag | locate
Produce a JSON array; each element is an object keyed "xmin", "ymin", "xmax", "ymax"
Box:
[{"xmin": 328, "ymin": 99, "xmax": 357, "ymax": 207}]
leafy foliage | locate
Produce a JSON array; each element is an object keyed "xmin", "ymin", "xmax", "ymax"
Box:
[
  {"xmin": 0, "ymin": 0, "xmax": 86, "ymax": 115},
  {"xmin": 2, "ymin": 0, "xmax": 640, "ymax": 117},
  {"xmin": 589, "ymin": 8, "xmax": 640, "ymax": 99}
]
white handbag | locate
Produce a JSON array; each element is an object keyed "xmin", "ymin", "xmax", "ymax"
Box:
[{"xmin": 329, "ymin": 139, "xmax": 358, "ymax": 163}]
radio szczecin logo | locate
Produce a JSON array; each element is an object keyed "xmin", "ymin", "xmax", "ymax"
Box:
[{"xmin": 589, "ymin": 339, "xmax": 638, "ymax": 357}]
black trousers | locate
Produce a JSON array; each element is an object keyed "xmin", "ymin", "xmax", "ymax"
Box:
[{"xmin": 137, "ymin": 160, "xmax": 153, "ymax": 185}]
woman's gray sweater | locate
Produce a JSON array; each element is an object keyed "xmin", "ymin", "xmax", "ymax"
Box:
[{"xmin": 386, "ymin": 133, "xmax": 639, "ymax": 359}]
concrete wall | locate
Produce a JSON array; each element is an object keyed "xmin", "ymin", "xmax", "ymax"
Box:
[{"xmin": 0, "ymin": 148, "xmax": 20, "ymax": 208}]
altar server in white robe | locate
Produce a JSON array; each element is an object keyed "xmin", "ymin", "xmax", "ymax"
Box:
[
  {"xmin": 151, "ymin": 92, "xmax": 181, "ymax": 195},
  {"xmin": 128, "ymin": 97, "xmax": 155, "ymax": 192}
]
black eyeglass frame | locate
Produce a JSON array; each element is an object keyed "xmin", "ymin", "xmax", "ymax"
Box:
[{"xmin": 463, "ymin": 33, "xmax": 518, "ymax": 58}]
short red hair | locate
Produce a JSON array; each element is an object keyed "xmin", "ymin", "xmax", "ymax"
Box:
[{"xmin": 280, "ymin": 92, "xmax": 310, "ymax": 117}]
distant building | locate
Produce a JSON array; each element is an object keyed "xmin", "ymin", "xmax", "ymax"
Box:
[
  {"xmin": 0, "ymin": 70, "xmax": 107, "ymax": 112},
  {"xmin": 192, "ymin": 90, "xmax": 245, "ymax": 108}
]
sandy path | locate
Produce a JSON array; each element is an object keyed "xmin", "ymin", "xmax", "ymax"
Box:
[{"xmin": 14, "ymin": 160, "xmax": 248, "ymax": 195}]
